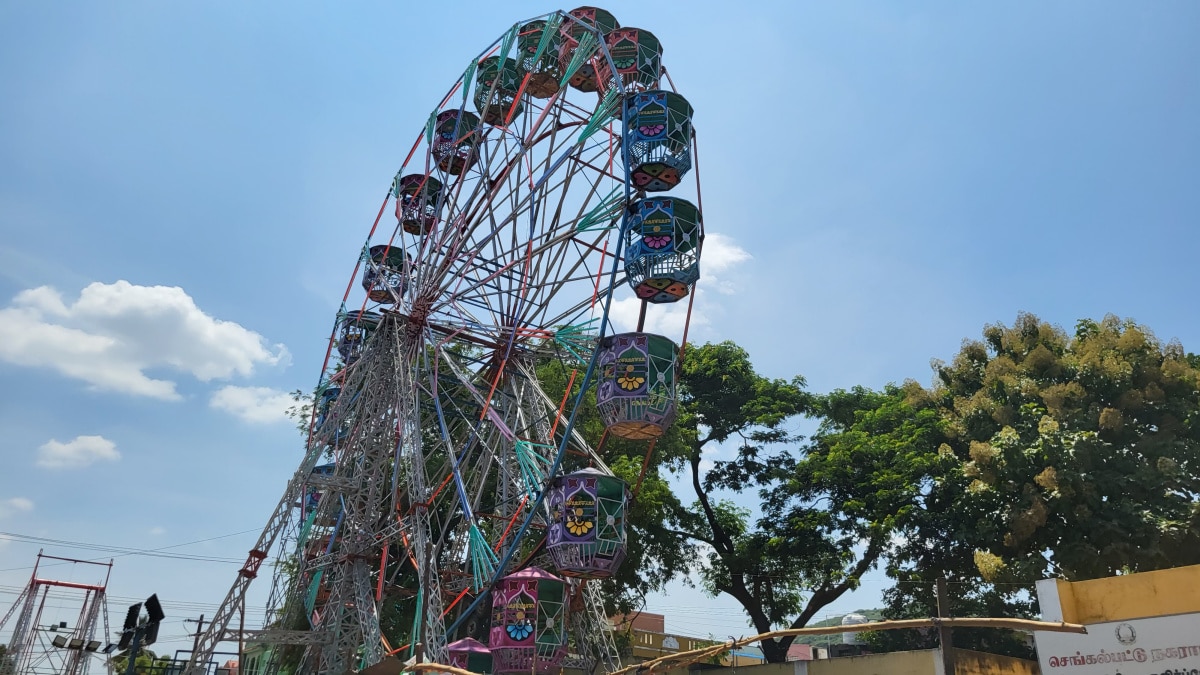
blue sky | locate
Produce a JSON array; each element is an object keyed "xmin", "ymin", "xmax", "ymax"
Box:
[{"xmin": 2, "ymin": 0, "xmax": 1198, "ymax": 659}]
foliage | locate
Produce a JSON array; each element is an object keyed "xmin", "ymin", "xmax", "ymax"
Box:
[
  {"xmin": 109, "ymin": 648, "xmax": 176, "ymax": 675},
  {"xmin": 751, "ymin": 381, "xmax": 944, "ymax": 661},
  {"xmin": 622, "ymin": 341, "xmax": 941, "ymax": 662},
  {"xmin": 873, "ymin": 313, "xmax": 1200, "ymax": 656},
  {"xmin": 919, "ymin": 314, "xmax": 1200, "ymax": 574}
]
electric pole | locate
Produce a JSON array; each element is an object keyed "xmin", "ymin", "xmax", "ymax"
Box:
[
  {"xmin": 185, "ymin": 615, "xmax": 206, "ymax": 657},
  {"xmin": 937, "ymin": 579, "xmax": 956, "ymax": 675}
]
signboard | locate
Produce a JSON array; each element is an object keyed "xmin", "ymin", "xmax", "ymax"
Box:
[{"xmin": 1035, "ymin": 612, "xmax": 1200, "ymax": 675}]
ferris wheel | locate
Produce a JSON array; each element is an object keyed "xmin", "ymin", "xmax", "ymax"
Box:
[{"xmin": 186, "ymin": 7, "xmax": 704, "ymax": 675}]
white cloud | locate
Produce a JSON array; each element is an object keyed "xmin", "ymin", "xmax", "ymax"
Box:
[
  {"xmin": 37, "ymin": 435, "xmax": 121, "ymax": 469},
  {"xmin": 0, "ymin": 281, "xmax": 289, "ymax": 400},
  {"xmin": 0, "ymin": 496, "xmax": 32, "ymax": 545},
  {"xmin": 210, "ymin": 385, "xmax": 295, "ymax": 424},
  {"xmin": 703, "ymin": 232, "xmax": 752, "ymax": 273},
  {"xmin": 609, "ymin": 294, "xmax": 708, "ymax": 336},
  {"xmin": 0, "ymin": 497, "xmax": 34, "ymax": 519},
  {"xmin": 149, "ymin": 526, "xmax": 166, "ymax": 536},
  {"xmin": 702, "ymin": 233, "xmax": 752, "ymax": 296},
  {"xmin": 609, "ymin": 232, "xmax": 750, "ymax": 336}
]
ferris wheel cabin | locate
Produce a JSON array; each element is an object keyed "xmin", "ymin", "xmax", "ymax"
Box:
[
  {"xmin": 432, "ymin": 109, "xmax": 481, "ymax": 175},
  {"xmin": 561, "ymin": 7, "xmax": 620, "ymax": 92},
  {"xmin": 475, "ymin": 56, "xmax": 525, "ymax": 126},
  {"xmin": 546, "ymin": 468, "xmax": 630, "ymax": 578},
  {"xmin": 336, "ymin": 309, "xmax": 382, "ymax": 364},
  {"xmin": 624, "ymin": 197, "xmax": 702, "ymax": 303},
  {"xmin": 596, "ymin": 332, "xmax": 680, "ymax": 440},
  {"xmin": 393, "ymin": 173, "xmax": 443, "ymax": 235},
  {"xmin": 489, "ymin": 567, "xmax": 569, "ymax": 675},
  {"xmin": 517, "ymin": 19, "xmax": 564, "ymax": 99},
  {"xmin": 624, "ymin": 91, "xmax": 694, "ymax": 192},
  {"xmin": 597, "ymin": 27, "xmax": 663, "ymax": 93},
  {"xmin": 447, "ymin": 638, "xmax": 494, "ymax": 674},
  {"xmin": 361, "ymin": 244, "xmax": 407, "ymax": 304}
]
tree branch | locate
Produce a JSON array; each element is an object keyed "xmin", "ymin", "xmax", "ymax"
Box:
[
  {"xmin": 715, "ymin": 576, "xmax": 775, "ymax": 638},
  {"xmin": 791, "ymin": 535, "xmax": 886, "ymax": 630},
  {"xmin": 690, "ymin": 445, "xmax": 735, "ymax": 556},
  {"xmin": 663, "ymin": 528, "xmax": 717, "ymax": 548}
]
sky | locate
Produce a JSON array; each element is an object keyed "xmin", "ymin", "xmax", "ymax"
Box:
[{"xmin": 1, "ymin": 0, "xmax": 1199, "ymax": 663}]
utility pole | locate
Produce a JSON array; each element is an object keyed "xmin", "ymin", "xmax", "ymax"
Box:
[
  {"xmin": 936, "ymin": 579, "xmax": 955, "ymax": 675},
  {"xmin": 186, "ymin": 615, "xmax": 206, "ymax": 657}
]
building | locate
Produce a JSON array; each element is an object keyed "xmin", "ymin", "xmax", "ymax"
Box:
[
  {"xmin": 1034, "ymin": 563, "xmax": 1200, "ymax": 674},
  {"xmin": 240, "ymin": 644, "xmax": 269, "ymax": 675},
  {"xmin": 611, "ymin": 612, "xmax": 757, "ymax": 666},
  {"xmin": 648, "ymin": 648, "xmax": 1035, "ymax": 675},
  {"xmin": 610, "ymin": 609, "xmax": 1046, "ymax": 675},
  {"xmin": 786, "ymin": 644, "xmax": 814, "ymax": 662}
]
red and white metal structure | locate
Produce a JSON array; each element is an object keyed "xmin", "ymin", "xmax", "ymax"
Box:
[{"xmin": 0, "ymin": 552, "xmax": 112, "ymax": 675}]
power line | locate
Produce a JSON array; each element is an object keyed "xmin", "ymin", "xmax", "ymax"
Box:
[
  {"xmin": 0, "ymin": 529, "xmax": 260, "ymax": 570},
  {"xmin": 0, "ymin": 585, "xmax": 242, "ymax": 602},
  {"xmin": 0, "ymin": 589, "xmax": 270, "ymax": 615}
]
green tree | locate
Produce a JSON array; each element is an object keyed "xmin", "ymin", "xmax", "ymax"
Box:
[
  {"xmin": 754, "ymin": 383, "xmax": 944, "ymax": 661},
  {"xmin": 872, "ymin": 313, "xmax": 1200, "ymax": 655},
  {"xmin": 110, "ymin": 647, "xmax": 166, "ymax": 675},
  {"xmin": 0, "ymin": 645, "xmax": 14, "ymax": 675},
  {"xmin": 648, "ymin": 342, "xmax": 941, "ymax": 663},
  {"xmin": 927, "ymin": 314, "xmax": 1200, "ymax": 576}
]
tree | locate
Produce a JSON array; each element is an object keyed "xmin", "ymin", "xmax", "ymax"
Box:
[
  {"xmin": 0, "ymin": 645, "xmax": 14, "ymax": 675},
  {"xmin": 754, "ymin": 383, "xmax": 945, "ymax": 660},
  {"xmin": 871, "ymin": 313, "xmax": 1200, "ymax": 655},
  {"xmin": 109, "ymin": 647, "xmax": 175, "ymax": 675},
  {"xmin": 647, "ymin": 342, "xmax": 941, "ymax": 662},
  {"xmin": 925, "ymin": 314, "xmax": 1200, "ymax": 575}
]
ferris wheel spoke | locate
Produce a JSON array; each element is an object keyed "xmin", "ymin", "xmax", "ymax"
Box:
[
  {"xmin": 511, "ymin": 360, "xmax": 607, "ymax": 468},
  {"xmin": 419, "ymin": 348, "xmax": 547, "ymax": 588},
  {"xmin": 437, "ymin": 160, "xmax": 616, "ymax": 337},
  {"xmin": 511, "ymin": 247, "xmax": 609, "ymax": 331}
]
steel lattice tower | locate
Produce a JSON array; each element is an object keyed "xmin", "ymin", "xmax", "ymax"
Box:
[{"xmin": 0, "ymin": 553, "xmax": 111, "ymax": 675}]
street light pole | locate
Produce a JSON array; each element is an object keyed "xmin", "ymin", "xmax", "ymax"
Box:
[
  {"xmin": 124, "ymin": 626, "xmax": 144, "ymax": 675},
  {"xmin": 118, "ymin": 594, "xmax": 165, "ymax": 675}
]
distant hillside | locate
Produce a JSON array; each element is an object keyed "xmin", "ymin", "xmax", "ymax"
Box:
[{"xmin": 790, "ymin": 609, "xmax": 885, "ymax": 646}]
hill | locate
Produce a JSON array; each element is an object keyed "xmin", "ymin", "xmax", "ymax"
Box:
[{"xmin": 790, "ymin": 609, "xmax": 885, "ymax": 646}]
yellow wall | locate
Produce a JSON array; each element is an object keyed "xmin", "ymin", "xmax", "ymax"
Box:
[
  {"xmin": 645, "ymin": 649, "xmax": 1036, "ymax": 675},
  {"xmin": 700, "ymin": 662, "xmax": 796, "ymax": 675},
  {"xmin": 624, "ymin": 627, "xmax": 724, "ymax": 661},
  {"xmin": 667, "ymin": 650, "xmax": 937, "ymax": 675},
  {"xmin": 954, "ymin": 649, "xmax": 1039, "ymax": 675},
  {"xmin": 1054, "ymin": 563, "xmax": 1200, "ymax": 624},
  {"xmin": 808, "ymin": 650, "xmax": 935, "ymax": 675}
]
